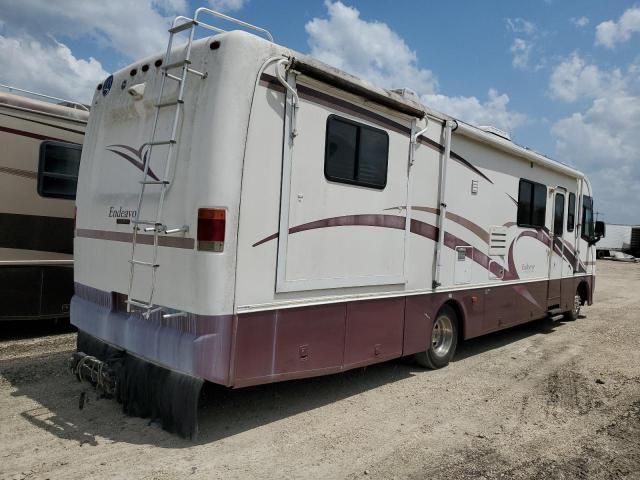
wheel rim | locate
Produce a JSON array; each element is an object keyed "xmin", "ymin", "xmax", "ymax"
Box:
[{"xmin": 431, "ymin": 314, "xmax": 454, "ymax": 357}]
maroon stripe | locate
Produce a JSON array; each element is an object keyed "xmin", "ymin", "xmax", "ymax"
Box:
[
  {"xmin": 76, "ymin": 228, "xmax": 194, "ymax": 249},
  {"xmin": 0, "ymin": 111, "xmax": 85, "ymax": 135},
  {"xmin": 0, "ymin": 166, "xmax": 37, "ymax": 179},
  {"xmin": 417, "ymin": 136, "xmax": 494, "ymax": 184},
  {"xmin": 0, "ymin": 125, "xmax": 68, "ymax": 143},
  {"xmin": 411, "ymin": 206, "xmax": 490, "ymax": 243},
  {"xmin": 252, "ymin": 214, "xmax": 406, "ymax": 247}
]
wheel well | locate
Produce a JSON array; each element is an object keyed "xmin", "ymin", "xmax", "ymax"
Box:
[
  {"xmin": 441, "ymin": 299, "xmax": 465, "ymax": 341},
  {"xmin": 577, "ymin": 281, "xmax": 589, "ymax": 305}
]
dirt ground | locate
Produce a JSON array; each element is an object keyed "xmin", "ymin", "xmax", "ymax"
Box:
[{"xmin": 1, "ymin": 260, "xmax": 639, "ymax": 480}]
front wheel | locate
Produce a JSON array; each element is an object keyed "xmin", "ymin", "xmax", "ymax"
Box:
[{"xmin": 415, "ymin": 305, "xmax": 459, "ymax": 369}]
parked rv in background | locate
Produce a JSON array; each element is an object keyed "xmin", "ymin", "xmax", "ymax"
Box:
[
  {"xmin": 0, "ymin": 85, "xmax": 88, "ymax": 321},
  {"xmin": 596, "ymin": 223, "xmax": 640, "ymax": 258}
]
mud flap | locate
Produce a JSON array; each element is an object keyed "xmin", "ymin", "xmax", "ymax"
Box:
[{"xmin": 73, "ymin": 331, "xmax": 203, "ymax": 439}]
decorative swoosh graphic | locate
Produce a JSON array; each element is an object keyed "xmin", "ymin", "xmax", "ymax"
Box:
[
  {"xmin": 105, "ymin": 144, "xmax": 160, "ymax": 181},
  {"xmin": 0, "ymin": 165, "xmax": 37, "ymax": 180}
]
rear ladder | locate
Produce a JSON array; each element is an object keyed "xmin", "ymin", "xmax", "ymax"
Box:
[{"xmin": 126, "ymin": 8, "xmax": 274, "ymax": 319}]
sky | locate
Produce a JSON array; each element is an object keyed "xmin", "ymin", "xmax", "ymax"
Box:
[{"xmin": 0, "ymin": 0, "xmax": 639, "ymax": 224}]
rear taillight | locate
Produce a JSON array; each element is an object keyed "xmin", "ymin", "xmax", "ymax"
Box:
[{"xmin": 197, "ymin": 208, "xmax": 225, "ymax": 252}]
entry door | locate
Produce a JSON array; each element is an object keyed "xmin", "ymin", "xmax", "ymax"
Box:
[
  {"xmin": 276, "ymin": 76, "xmax": 410, "ymax": 292},
  {"xmin": 547, "ymin": 192, "xmax": 565, "ymax": 307}
]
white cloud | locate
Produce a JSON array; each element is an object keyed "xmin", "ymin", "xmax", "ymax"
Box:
[
  {"xmin": 305, "ymin": 1, "xmax": 437, "ymax": 95},
  {"xmin": 551, "ymin": 57, "xmax": 640, "ymax": 223},
  {"xmin": 0, "ymin": 34, "xmax": 107, "ymax": 104},
  {"xmin": 505, "ymin": 18, "xmax": 542, "ymax": 71},
  {"xmin": 548, "ymin": 52, "xmax": 626, "ymax": 102},
  {"xmin": 0, "ymin": 0, "xmax": 185, "ymax": 60},
  {"xmin": 423, "ymin": 89, "xmax": 527, "ymax": 132},
  {"xmin": 208, "ymin": 0, "xmax": 248, "ymax": 12},
  {"xmin": 506, "ymin": 18, "xmax": 537, "ymax": 35},
  {"xmin": 571, "ymin": 16, "xmax": 590, "ymax": 28},
  {"xmin": 305, "ymin": 1, "xmax": 525, "ymax": 133},
  {"xmin": 510, "ymin": 38, "xmax": 533, "ymax": 70},
  {"xmin": 595, "ymin": 7, "xmax": 640, "ymax": 48}
]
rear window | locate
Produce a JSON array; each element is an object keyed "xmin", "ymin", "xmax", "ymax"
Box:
[
  {"xmin": 324, "ymin": 115, "xmax": 388, "ymax": 189},
  {"xmin": 38, "ymin": 141, "xmax": 81, "ymax": 200}
]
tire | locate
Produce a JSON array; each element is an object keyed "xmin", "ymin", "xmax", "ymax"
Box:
[
  {"xmin": 415, "ymin": 305, "xmax": 459, "ymax": 369},
  {"xmin": 564, "ymin": 293, "xmax": 582, "ymax": 321}
]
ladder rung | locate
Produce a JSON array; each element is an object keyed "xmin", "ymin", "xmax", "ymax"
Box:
[
  {"xmin": 163, "ymin": 59, "xmax": 191, "ymax": 71},
  {"xmin": 164, "ymin": 225, "xmax": 189, "ymax": 234},
  {"xmin": 147, "ymin": 139, "xmax": 176, "ymax": 146},
  {"xmin": 129, "ymin": 259, "xmax": 160, "ymax": 268},
  {"xmin": 126, "ymin": 298, "xmax": 151, "ymax": 309},
  {"xmin": 132, "ymin": 219, "xmax": 162, "ymax": 226},
  {"xmin": 187, "ymin": 68, "xmax": 207, "ymax": 79},
  {"xmin": 165, "ymin": 73, "xmax": 182, "ymax": 82},
  {"xmin": 155, "ymin": 99, "xmax": 184, "ymax": 108},
  {"xmin": 139, "ymin": 180, "xmax": 170, "ymax": 185},
  {"xmin": 169, "ymin": 20, "xmax": 198, "ymax": 34}
]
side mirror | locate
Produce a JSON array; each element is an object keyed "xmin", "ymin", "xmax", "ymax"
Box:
[{"xmin": 595, "ymin": 221, "xmax": 606, "ymax": 238}]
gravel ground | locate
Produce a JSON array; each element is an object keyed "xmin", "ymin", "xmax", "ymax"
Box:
[{"xmin": 1, "ymin": 260, "xmax": 639, "ymax": 480}]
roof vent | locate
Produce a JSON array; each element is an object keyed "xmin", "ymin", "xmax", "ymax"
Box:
[
  {"xmin": 478, "ymin": 125, "xmax": 511, "ymax": 141},
  {"xmin": 390, "ymin": 87, "xmax": 420, "ymax": 103}
]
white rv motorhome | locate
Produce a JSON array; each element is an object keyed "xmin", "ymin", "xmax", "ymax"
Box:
[
  {"xmin": 70, "ymin": 9, "xmax": 602, "ymax": 437},
  {"xmin": 0, "ymin": 85, "xmax": 88, "ymax": 321}
]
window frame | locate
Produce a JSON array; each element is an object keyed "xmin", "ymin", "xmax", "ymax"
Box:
[
  {"xmin": 567, "ymin": 192, "xmax": 576, "ymax": 232},
  {"xmin": 37, "ymin": 140, "xmax": 82, "ymax": 200},
  {"xmin": 517, "ymin": 178, "xmax": 548, "ymax": 229},
  {"xmin": 553, "ymin": 192, "xmax": 565, "ymax": 236},
  {"xmin": 324, "ymin": 114, "xmax": 389, "ymax": 190}
]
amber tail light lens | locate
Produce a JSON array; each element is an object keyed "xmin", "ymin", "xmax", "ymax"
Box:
[{"xmin": 197, "ymin": 208, "xmax": 225, "ymax": 252}]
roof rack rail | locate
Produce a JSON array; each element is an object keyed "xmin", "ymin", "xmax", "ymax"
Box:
[
  {"xmin": 171, "ymin": 7, "xmax": 274, "ymax": 43},
  {"xmin": 0, "ymin": 83, "xmax": 90, "ymax": 111}
]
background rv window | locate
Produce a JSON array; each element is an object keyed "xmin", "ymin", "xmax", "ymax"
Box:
[
  {"xmin": 38, "ymin": 141, "xmax": 82, "ymax": 200},
  {"xmin": 517, "ymin": 179, "xmax": 547, "ymax": 228},
  {"xmin": 554, "ymin": 193, "xmax": 565, "ymax": 235},
  {"xmin": 325, "ymin": 115, "xmax": 389, "ymax": 189},
  {"xmin": 567, "ymin": 193, "xmax": 576, "ymax": 232}
]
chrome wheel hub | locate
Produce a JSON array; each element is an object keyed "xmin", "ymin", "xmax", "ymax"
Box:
[
  {"xmin": 573, "ymin": 294, "xmax": 581, "ymax": 316},
  {"xmin": 431, "ymin": 315, "xmax": 454, "ymax": 357}
]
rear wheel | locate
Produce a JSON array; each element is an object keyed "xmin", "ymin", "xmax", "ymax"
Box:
[{"xmin": 415, "ymin": 305, "xmax": 459, "ymax": 369}]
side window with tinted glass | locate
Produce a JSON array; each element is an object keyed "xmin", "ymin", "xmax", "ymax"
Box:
[
  {"xmin": 554, "ymin": 193, "xmax": 565, "ymax": 235},
  {"xmin": 38, "ymin": 141, "xmax": 82, "ymax": 199},
  {"xmin": 517, "ymin": 179, "xmax": 547, "ymax": 228},
  {"xmin": 567, "ymin": 193, "xmax": 576, "ymax": 232},
  {"xmin": 325, "ymin": 115, "xmax": 388, "ymax": 189}
]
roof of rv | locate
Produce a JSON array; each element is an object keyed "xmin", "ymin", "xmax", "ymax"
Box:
[
  {"xmin": 280, "ymin": 43, "xmax": 584, "ymax": 179},
  {"xmin": 0, "ymin": 91, "xmax": 89, "ymax": 123}
]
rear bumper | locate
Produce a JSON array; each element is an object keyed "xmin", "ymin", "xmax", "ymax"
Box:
[{"xmin": 70, "ymin": 283, "xmax": 233, "ymax": 385}]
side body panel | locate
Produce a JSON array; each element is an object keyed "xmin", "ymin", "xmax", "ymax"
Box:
[{"xmin": 0, "ymin": 94, "xmax": 86, "ymax": 320}]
